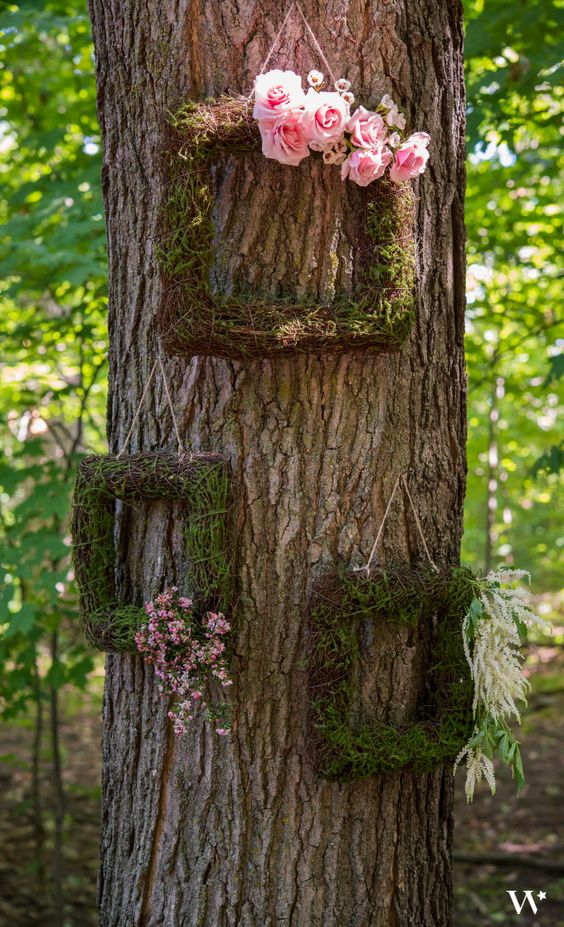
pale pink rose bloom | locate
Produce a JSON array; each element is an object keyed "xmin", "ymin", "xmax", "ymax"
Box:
[
  {"xmin": 389, "ymin": 132, "xmax": 431, "ymax": 183},
  {"xmin": 253, "ymin": 69, "xmax": 306, "ymax": 122},
  {"xmin": 347, "ymin": 106, "xmax": 387, "ymax": 149},
  {"xmin": 341, "ymin": 144, "xmax": 392, "ymax": 186},
  {"xmin": 259, "ymin": 110, "xmax": 310, "ymax": 167},
  {"xmin": 303, "ymin": 88, "xmax": 350, "ymax": 146}
]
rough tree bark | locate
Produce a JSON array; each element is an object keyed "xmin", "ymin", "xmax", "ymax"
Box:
[{"xmin": 89, "ymin": 2, "xmax": 466, "ymax": 925}]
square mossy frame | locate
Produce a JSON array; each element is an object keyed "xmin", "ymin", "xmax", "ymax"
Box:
[
  {"xmin": 158, "ymin": 97, "xmax": 417, "ymax": 360},
  {"xmin": 71, "ymin": 452, "xmax": 232, "ymax": 653},
  {"xmin": 308, "ymin": 565, "xmax": 478, "ymax": 782}
]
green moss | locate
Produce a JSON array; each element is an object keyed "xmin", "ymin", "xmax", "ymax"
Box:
[
  {"xmin": 158, "ymin": 98, "xmax": 416, "ymax": 359},
  {"xmin": 309, "ymin": 566, "xmax": 479, "ymax": 781},
  {"xmin": 71, "ymin": 452, "xmax": 232, "ymax": 653}
]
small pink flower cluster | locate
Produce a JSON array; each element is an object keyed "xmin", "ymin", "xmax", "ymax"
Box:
[
  {"xmin": 135, "ymin": 587, "xmax": 232, "ymax": 736},
  {"xmin": 253, "ymin": 69, "xmax": 430, "ymax": 186}
]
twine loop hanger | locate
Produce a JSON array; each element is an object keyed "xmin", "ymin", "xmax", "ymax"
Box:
[
  {"xmin": 360, "ymin": 472, "xmax": 439, "ymax": 575},
  {"xmin": 117, "ymin": 350, "xmax": 185, "ymax": 459},
  {"xmin": 246, "ymin": 0, "xmax": 338, "ymax": 102}
]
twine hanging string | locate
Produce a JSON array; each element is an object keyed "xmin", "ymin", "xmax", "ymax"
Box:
[
  {"xmin": 157, "ymin": 353, "xmax": 183, "ymax": 454},
  {"xmin": 246, "ymin": 0, "xmax": 338, "ymax": 102},
  {"xmin": 294, "ymin": 1, "xmax": 338, "ymax": 86},
  {"xmin": 401, "ymin": 474, "xmax": 439, "ymax": 574},
  {"xmin": 362, "ymin": 471, "xmax": 403, "ymax": 574},
  {"xmin": 116, "ymin": 351, "xmax": 184, "ymax": 458},
  {"xmin": 248, "ymin": 1, "xmax": 298, "ymax": 92},
  {"xmin": 116, "ymin": 359, "xmax": 158, "ymax": 459},
  {"xmin": 362, "ymin": 472, "xmax": 439, "ymax": 575}
]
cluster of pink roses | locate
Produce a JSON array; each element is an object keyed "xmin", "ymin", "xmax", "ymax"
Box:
[
  {"xmin": 253, "ymin": 68, "xmax": 430, "ymax": 187},
  {"xmin": 135, "ymin": 587, "xmax": 232, "ymax": 736}
]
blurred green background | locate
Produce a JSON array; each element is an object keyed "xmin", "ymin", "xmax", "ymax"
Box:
[{"xmin": 0, "ymin": 1, "xmax": 562, "ymax": 925}]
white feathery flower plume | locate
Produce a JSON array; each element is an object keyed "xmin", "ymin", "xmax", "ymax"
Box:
[
  {"xmin": 462, "ymin": 748, "xmax": 496, "ymax": 803},
  {"xmin": 455, "ymin": 569, "xmax": 549, "ymax": 802}
]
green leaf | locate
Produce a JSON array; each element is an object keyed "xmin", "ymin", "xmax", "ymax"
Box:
[
  {"xmin": 496, "ymin": 731, "xmax": 511, "ymax": 763},
  {"xmin": 465, "ymin": 596, "xmax": 484, "ymax": 640},
  {"xmin": 513, "ymin": 744, "xmax": 526, "ymax": 792},
  {"xmin": 2, "ymin": 604, "xmax": 37, "ymax": 639},
  {"xmin": 543, "ymin": 352, "xmax": 564, "ymax": 386}
]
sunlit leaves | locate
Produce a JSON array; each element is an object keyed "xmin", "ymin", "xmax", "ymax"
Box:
[
  {"xmin": 463, "ymin": 1, "xmax": 563, "ymax": 588},
  {"xmin": 465, "ymin": 0, "xmax": 563, "ymax": 149},
  {"xmin": 0, "ymin": 1, "xmax": 105, "ymax": 717}
]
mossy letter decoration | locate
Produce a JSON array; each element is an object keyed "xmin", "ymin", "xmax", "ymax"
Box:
[
  {"xmin": 71, "ymin": 452, "xmax": 231, "ymax": 653},
  {"xmin": 309, "ymin": 566, "xmax": 478, "ymax": 782},
  {"xmin": 158, "ymin": 98, "xmax": 416, "ymax": 359}
]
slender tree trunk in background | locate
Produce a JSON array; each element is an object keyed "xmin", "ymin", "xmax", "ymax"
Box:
[
  {"xmin": 31, "ymin": 655, "xmax": 46, "ymax": 889},
  {"xmin": 484, "ymin": 373, "xmax": 504, "ymax": 574},
  {"xmin": 89, "ymin": 2, "xmax": 466, "ymax": 924},
  {"xmin": 49, "ymin": 630, "xmax": 65, "ymax": 927}
]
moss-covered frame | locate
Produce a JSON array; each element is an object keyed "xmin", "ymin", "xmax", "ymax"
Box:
[
  {"xmin": 71, "ymin": 452, "xmax": 231, "ymax": 653},
  {"xmin": 308, "ymin": 566, "xmax": 478, "ymax": 782},
  {"xmin": 158, "ymin": 97, "xmax": 417, "ymax": 359}
]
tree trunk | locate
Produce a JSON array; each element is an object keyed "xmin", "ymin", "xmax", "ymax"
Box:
[{"xmin": 89, "ymin": 2, "xmax": 466, "ymax": 925}]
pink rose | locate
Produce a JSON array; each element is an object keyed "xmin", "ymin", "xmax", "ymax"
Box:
[
  {"xmin": 259, "ymin": 110, "xmax": 310, "ymax": 167},
  {"xmin": 389, "ymin": 132, "xmax": 431, "ymax": 183},
  {"xmin": 347, "ymin": 106, "xmax": 387, "ymax": 149},
  {"xmin": 341, "ymin": 144, "xmax": 392, "ymax": 186},
  {"xmin": 253, "ymin": 69, "xmax": 306, "ymax": 122},
  {"xmin": 303, "ymin": 89, "xmax": 350, "ymax": 146}
]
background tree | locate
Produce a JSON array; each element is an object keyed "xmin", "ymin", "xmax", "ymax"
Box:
[
  {"xmin": 88, "ymin": 1, "xmax": 466, "ymax": 924},
  {"xmin": 463, "ymin": 0, "xmax": 563, "ymax": 585},
  {"xmin": 0, "ymin": 3, "xmax": 107, "ymax": 921}
]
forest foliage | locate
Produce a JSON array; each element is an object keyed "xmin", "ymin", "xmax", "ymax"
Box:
[{"xmin": 0, "ymin": 0, "xmax": 562, "ymax": 724}]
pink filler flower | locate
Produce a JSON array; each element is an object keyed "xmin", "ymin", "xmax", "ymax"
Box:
[{"xmin": 136, "ymin": 588, "xmax": 232, "ymax": 736}]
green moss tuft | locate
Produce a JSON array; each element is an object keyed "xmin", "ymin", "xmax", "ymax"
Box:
[
  {"xmin": 71, "ymin": 452, "xmax": 232, "ymax": 652},
  {"xmin": 158, "ymin": 98, "xmax": 417, "ymax": 359},
  {"xmin": 309, "ymin": 565, "xmax": 479, "ymax": 781}
]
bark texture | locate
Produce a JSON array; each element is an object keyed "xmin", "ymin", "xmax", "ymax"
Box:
[{"xmin": 89, "ymin": 1, "xmax": 466, "ymax": 924}]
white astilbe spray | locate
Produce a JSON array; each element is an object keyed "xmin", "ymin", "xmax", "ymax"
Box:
[
  {"xmin": 463, "ymin": 748, "xmax": 497, "ymax": 803},
  {"xmin": 455, "ymin": 569, "xmax": 548, "ymax": 802},
  {"xmin": 470, "ymin": 570, "xmax": 542, "ymax": 722}
]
